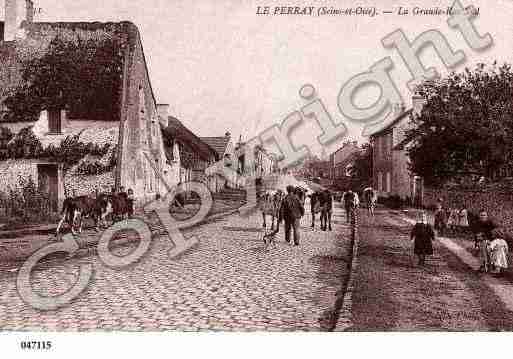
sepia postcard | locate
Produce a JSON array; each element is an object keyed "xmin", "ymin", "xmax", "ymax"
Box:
[{"xmin": 1, "ymin": 0, "xmax": 512, "ymax": 357}]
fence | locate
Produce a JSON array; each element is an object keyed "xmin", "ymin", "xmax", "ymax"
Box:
[{"xmin": 0, "ymin": 184, "xmax": 55, "ymax": 226}]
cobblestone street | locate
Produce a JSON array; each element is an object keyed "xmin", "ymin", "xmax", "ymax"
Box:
[{"xmin": 0, "ymin": 202, "xmax": 352, "ymax": 331}]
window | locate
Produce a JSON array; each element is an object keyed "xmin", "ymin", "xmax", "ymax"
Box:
[
  {"xmin": 386, "ymin": 172, "xmax": 391, "ymax": 193},
  {"xmin": 377, "ymin": 172, "xmax": 383, "ymax": 192},
  {"xmin": 48, "ymin": 110, "xmax": 62, "ymax": 134}
]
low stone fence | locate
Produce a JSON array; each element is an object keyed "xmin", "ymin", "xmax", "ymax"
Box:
[{"xmin": 424, "ymin": 187, "xmax": 513, "ymax": 235}]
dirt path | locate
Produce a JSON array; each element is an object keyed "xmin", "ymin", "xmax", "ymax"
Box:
[{"xmin": 349, "ymin": 210, "xmax": 513, "ymax": 331}]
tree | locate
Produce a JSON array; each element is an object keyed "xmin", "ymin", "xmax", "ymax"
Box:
[{"xmin": 406, "ymin": 62, "xmax": 513, "ymax": 186}]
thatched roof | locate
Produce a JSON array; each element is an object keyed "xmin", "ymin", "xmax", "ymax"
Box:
[
  {"xmin": 162, "ymin": 117, "xmax": 219, "ymax": 161},
  {"xmin": 200, "ymin": 136, "xmax": 231, "ymax": 157},
  {"xmin": 0, "ymin": 21, "xmax": 146, "ymax": 123}
]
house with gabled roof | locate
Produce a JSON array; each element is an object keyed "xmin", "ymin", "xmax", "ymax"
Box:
[
  {"xmin": 159, "ymin": 111, "xmax": 219, "ymax": 189},
  {"xmin": 329, "ymin": 140, "xmax": 362, "ymax": 182},
  {"xmin": 201, "ymin": 132, "xmax": 240, "ymax": 191},
  {"xmin": 0, "ymin": 0, "xmax": 179, "ymax": 212},
  {"xmin": 369, "ymin": 96, "xmax": 426, "ymax": 204},
  {"xmin": 200, "ymin": 132, "xmax": 234, "ymax": 162}
]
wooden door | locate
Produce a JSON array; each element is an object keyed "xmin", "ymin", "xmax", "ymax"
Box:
[{"xmin": 38, "ymin": 164, "xmax": 59, "ymax": 213}]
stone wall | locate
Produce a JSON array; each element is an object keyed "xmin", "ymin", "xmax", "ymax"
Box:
[
  {"xmin": 118, "ymin": 23, "xmax": 180, "ymax": 205},
  {"xmin": 64, "ymin": 171, "xmax": 115, "ymax": 197},
  {"xmin": 0, "ymin": 158, "xmax": 115, "ymax": 204},
  {"xmin": 424, "ymin": 187, "xmax": 513, "ymax": 235}
]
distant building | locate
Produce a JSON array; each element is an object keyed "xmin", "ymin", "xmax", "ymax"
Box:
[
  {"xmin": 234, "ymin": 142, "xmax": 276, "ymax": 178},
  {"xmin": 202, "ymin": 132, "xmax": 240, "ymax": 191},
  {"xmin": 160, "ymin": 113, "xmax": 218, "ymax": 191},
  {"xmin": 330, "ymin": 141, "xmax": 361, "ymax": 180},
  {"xmin": 369, "ymin": 96, "xmax": 426, "ymax": 204}
]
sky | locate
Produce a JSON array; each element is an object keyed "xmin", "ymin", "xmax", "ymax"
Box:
[{"xmin": 2, "ymin": 0, "xmax": 513, "ymax": 157}]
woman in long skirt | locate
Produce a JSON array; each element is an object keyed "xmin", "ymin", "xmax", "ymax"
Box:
[{"xmin": 411, "ymin": 211, "xmax": 435, "ymax": 266}]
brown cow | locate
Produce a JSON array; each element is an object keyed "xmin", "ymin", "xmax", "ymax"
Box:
[
  {"xmin": 56, "ymin": 194, "xmax": 113, "ymax": 236},
  {"xmin": 108, "ymin": 192, "xmax": 130, "ymax": 222}
]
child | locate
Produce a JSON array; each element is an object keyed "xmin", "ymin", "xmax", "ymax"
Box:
[
  {"xmin": 411, "ymin": 211, "xmax": 435, "ymax": 266},
  {"xmin": 476, "ymin": 232, "xmax": 491, "ymax": 273},
  {"xmin": 458, "ymin": 206, "xmax": 469, "ymax": 235},
  {"xmin": 433, "ymin": 204, "xmax": 447, "ymax": 237},
  {"xmin": 447, "ymin": 208, "xmax": 458, "ymax": 235},
  {"xmin": 488, "ymin": 229, "xmax": 509, "ymax": 274}
]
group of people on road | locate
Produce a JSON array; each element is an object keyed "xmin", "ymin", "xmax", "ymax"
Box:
[
  {"xmin": 433, "ymin": 201, "xmax": 470, "ymax": 236},
  {"xmin": 411, "ymin": 206, "xmax": 509, "ymax": 275},
  {"xmin": 265, "ymin": 184, "xmax": 361, "ymax": 247}
]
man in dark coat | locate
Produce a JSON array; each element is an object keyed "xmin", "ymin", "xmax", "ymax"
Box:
[
  {"xmin": 309, "ymin": 191, "xmax": 320, "ymax": 228},
  {"xmin": 319, "ymin": 189, "xmax": 333, "ymax": 231},
  {"xmin": 410, "ymin": 211, "xmax": 435, "ymax": 266},
  {"xmin": 342, "ymin": 189, "xmax": 358, "ymax": 223},
  {"xmin": 278, "ymin": 185, "xmax": 305, "ymax": 246}
]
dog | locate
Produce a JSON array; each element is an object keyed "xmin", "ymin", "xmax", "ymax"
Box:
[{"xmin": 262, "ymin": 227, "xmax": 279, "ymax": 251}]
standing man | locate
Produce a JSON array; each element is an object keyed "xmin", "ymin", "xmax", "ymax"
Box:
[
  {"xmin": 278, "ymin": 185, "xmax": 305, "ymax": 246},
  {"xmin": 319, "ymin": 189, "xmax": 333, "ymax": 231},
  {"xmin": 342, "ymin": 189, "xmax": 359, "ymax": 223}
]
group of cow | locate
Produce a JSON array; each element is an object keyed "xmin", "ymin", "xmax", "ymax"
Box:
[
  {"xmin": 258, "ymin": 185, "xmax": 379, "ymax": 233},
  {"xmin": 56, "ymin": 188, "xmax": 134, "ymax": 236}
]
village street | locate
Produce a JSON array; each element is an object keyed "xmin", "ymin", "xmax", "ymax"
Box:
[
  {"xmin": 0, "ymin": 201, "xmax": 353, "ymax": 331},
  {"xmin": 349, "ymin": 209, "xmax": 513, "ymax": 331}
]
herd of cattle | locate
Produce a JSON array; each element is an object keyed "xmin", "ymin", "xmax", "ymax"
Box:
[
  {"xmin": 56, "ymin": 184, "xmax": 379, "ymax": 237},
  {"xmin": 257, "ymin": 185, "xmax": 379, "ymax": 231},
  {"xmin": 56, "ymin": 190, "xmax": 133, "ymax": 236}
]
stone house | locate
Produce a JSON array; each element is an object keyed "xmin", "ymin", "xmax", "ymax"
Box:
[
  {"xmin": 201, "ymin": 132, "xmax": 240, "ymax": 191},
  {"xmin": 233, "ymin": 140, "xmax": 278, "ymax": 189},
  {"xmin": 0, "ymin": 0, "xmax": 178, "ymax": 212},
  {"xmin": 159, "ymin": 111, "xmax": 219, "ymax": 190},
  {"xmin": 369, "ymin": 96, "xmax": 426, "ymax": 204},
  {"xmin": 329, "ymin": 141, "xmax": 361, "ymax": 180}
]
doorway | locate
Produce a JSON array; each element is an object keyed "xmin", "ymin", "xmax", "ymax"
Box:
[{"xmin": 37, "ymin": 164, "xmax": 59, "ymax": 213}]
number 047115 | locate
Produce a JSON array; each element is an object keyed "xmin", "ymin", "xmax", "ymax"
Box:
[{"xmin": 20, "ymin": 341, "xmax": 52, "ymax": 350}]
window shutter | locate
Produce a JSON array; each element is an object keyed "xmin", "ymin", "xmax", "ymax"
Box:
[{"xmin": 48, "ymin": 110, "xmax": 62, "ymax": 134}]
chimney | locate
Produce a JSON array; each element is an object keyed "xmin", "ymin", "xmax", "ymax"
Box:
[
  {"xmin": 390, "ymin": 102, "xmax": 406, "ymax": 120},
  {"xmin": 157, "ymin": 104, "xmax": 170, "ymax": 127},
  {"xmin": 4, "ymin": 0, "xmax": 34, "ymax": 42},
  {"xmin": 412, "ymin": 93, "xmax": 427, "ymax": 117}
]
